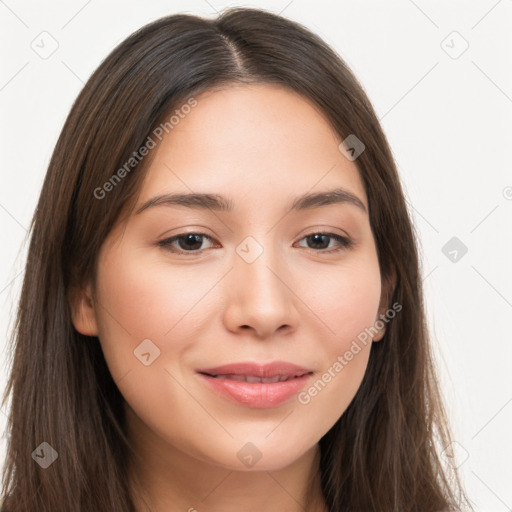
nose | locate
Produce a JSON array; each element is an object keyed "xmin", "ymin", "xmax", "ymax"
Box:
[{"xmin": 222, "ymin": 245, "xmax": 300, "ymax": 339}]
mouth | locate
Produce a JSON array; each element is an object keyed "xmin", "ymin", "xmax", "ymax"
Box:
[
  {"xmin": 196, "ymin": 361, "xmax": 313, "ymax": 380},
  {"xmin": 196, "ymin": 368, "xmax": 314, "ymax": 408},
  {"xmin": 198, "ymin": 372, "xmax": 312, "ymax": 383}
]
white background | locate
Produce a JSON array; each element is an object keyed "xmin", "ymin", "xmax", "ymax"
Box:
[{"xmin": 1, "ymin": 1, "xmax": 511, "ymax": 510}]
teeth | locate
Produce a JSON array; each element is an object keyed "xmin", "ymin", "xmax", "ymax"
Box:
[
  {"xmin": 212, "ymin": 374, "xmax": 295, "ymax": 383},
  {"xmin": 246, "ymin": 375, "xmax": 282, "ymax": 383},
  {"xmin": 215, "ymin": 374, "xmax": 246, "ymax": 382}
]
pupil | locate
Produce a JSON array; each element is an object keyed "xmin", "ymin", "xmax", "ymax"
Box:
[
  {"xmin": 180, "ymin": 234, "xmax": 202, "ymax": 250},
  {"xmin": 309, "ymin": 234, "xmax": 328, "ymax": 249}
]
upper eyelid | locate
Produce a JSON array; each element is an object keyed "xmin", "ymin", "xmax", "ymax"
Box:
[{"xmin": 160, "ymin": 231, "xmax": 348, "ymax": 243}]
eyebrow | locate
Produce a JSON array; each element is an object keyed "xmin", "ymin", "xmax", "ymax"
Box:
[{"xmin": 135, "ymin": 187, "xmax": 367, "ymax": 215}]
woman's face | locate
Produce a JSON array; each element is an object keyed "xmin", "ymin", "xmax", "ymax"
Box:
[{"xmin": 73, "ymin": 83, "xmax": 388, "ymax": 471}]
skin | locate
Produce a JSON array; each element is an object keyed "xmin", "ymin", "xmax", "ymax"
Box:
[{"xmin": 71, "ymin": 83, "xmax": 393, "ymax": 512}]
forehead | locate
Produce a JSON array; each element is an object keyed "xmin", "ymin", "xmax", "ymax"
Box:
[{"xmin": 136, "ymin": 83, "xmax": 368, "ymax": 214}]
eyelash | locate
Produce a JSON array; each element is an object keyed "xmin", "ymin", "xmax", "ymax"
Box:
[{"xmin": 157, "ymin": 231, "xmax": 353, "ymax": 256}]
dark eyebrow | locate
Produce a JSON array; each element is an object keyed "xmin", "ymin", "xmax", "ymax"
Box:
[
  {"xmin": 135, "ymin": 192, "xmax": 234, "ymax": 214},
  {"xmin": 135, "ymin": 187, "xmax": 367, "ymax": 215},
  {"xmin": 289, "ymin": 188, "xmax": 367, "ymax": 214}
]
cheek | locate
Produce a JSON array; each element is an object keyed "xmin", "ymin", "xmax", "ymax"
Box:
[
  {"xmin": 296, "ymin": 342, "xmax": 372, "ymax": 440},
  {"xmin": 291, "ymin": 257, "xmax": 381, "ymax": 425},
  {"xmin": 93, "ymin": 248, "xmax": 222, "ymax": 387},
  {"xmin": 97, "ymin": 240, "xmax": 215, "ymax": 331},
  {"xmin": 93, "ymin": 251, "xmax": 176, "ymax": 377},
  {"xmin": 298, "ymin": 253, "xmax": 382, "ymax": 343},
  {"xmin": 92, "ymin": 254, "xmax": 210, "ymax": 439}
]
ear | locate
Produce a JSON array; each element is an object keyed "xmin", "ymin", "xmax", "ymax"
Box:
[
  {"xmin": 373, "ymin": 269, "xmax": 397, "ymax": 342},
  {"xmin": 68, "ymin": 281, "xmax": 99, "ymax": 336}
]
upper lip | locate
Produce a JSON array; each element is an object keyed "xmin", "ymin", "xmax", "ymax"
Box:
[{"xmin": 196, "ymin": 361, "xmax": 313, "ymax": 378}]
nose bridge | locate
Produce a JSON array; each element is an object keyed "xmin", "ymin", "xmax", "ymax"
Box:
[
  {"xmin": 224, "ymin": 231, "xmax": 297, "ymax": 336},
  {"xmin": 235, "ymin": 233, "xmax": 287, "ymax": 304}
]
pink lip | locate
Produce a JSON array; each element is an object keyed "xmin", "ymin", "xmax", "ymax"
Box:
[
  {"xmin": 197, "ymin": 372, "xmax": 313, "ymax": 408},
  {"xmin": 196, "ymin": 361, "xmax": 314, "ymax": 408}
]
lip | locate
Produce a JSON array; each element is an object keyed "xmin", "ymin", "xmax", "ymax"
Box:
[
  {"xmin": 196, "ymin": 361, "xmax": 314, "ymax": 408},
  {"xmin": 197, "ymin": 373, "xmax": 313, "ymax": 408},
  {"xmin": 196, "ymin": 361, "xmax": 313, "ymax": 378}
]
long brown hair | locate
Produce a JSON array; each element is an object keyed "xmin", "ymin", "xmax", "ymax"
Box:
[{"xmin": 1, "ymin": 7, "xmax": 472, "ymax": 511}]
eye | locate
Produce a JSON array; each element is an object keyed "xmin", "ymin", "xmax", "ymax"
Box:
[
  {"xmin": 295, "ymin": 232, "xmax": 353, "ymax": 253},
  {"xmin": 158, "ymin": 233, "xmax": 217, "ymax": 254},
  {"xmin": 158, "ymin": 231, "xmax": 353, "ymax": 255}
]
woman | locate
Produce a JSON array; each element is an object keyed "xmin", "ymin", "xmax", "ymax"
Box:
[{"xmin": 0, "ymin": 7, "xmax": 472, "ymax": 512}]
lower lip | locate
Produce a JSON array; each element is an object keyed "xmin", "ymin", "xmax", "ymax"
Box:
[{"xmin": 197, "ymin": 372, "xmax": 313, "ymax": 408}]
